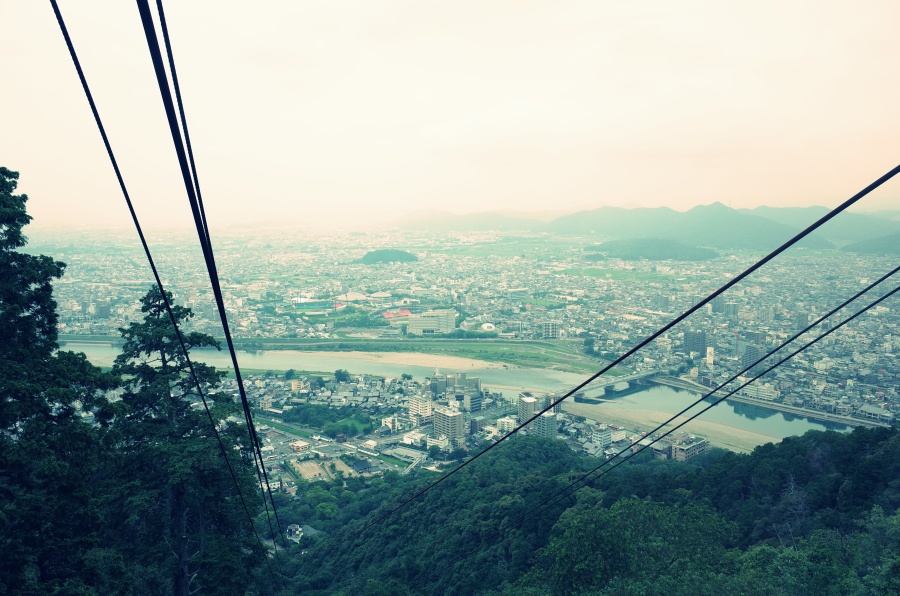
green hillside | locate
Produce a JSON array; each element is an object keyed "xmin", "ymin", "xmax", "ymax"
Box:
[
  {"xmin": 841, "ymin": 232, "xmax": 900, "ymax": 256},
  {"xmin": 586, "ymin": 238, "xmax": 719, "ymax": 261},
  {"xmin": 285, "ymin": 427, "xmax": 900, "ymax": 595},
  {"xmin": 356, "ymin": 249, "xmax": 419, "ymax": 264}
]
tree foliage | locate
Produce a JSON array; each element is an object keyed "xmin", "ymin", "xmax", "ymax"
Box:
[
  {"xmin": 108, "ymin": 288, "xmax": 265, "ymax": 594},
  {"xmin": 0, "ymin": 168, "xmax": 268, "ymax": 594},
  {"xmin": 280, "ymin": 427, "xmax": 900, "ymax": 595},
  {"xmin": 0, "ymin": 167, "xmax": 118, "ymax": 593}
]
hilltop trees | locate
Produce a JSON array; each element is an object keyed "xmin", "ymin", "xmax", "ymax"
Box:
[
  {"xmin": 109, "ymin": 287, "xmax": 265, "ymax": 594},
  {"xmin": 0, "ymin": 167, "xmax": 118, "ymax": 592},
  {"xmin": 0, "ymin": 167, "xmax": 268, "ymax": 593}
]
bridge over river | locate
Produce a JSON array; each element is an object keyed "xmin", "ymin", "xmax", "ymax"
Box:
[{"xmin": 545, "ymin": 369, "xmax": 662, "ymax": 401}]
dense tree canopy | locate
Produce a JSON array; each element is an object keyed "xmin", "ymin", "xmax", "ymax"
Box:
[
  {"xmin": 280, "ymin": 428, "xmax": 900, "ymax": 595},
  {"xmin": 0, "ymin": 167, "xmax": 118, "ymax": 593},
  {"xmin": 0, "ymin": 168, "xmax": 267, "ymax": 595},
  {"xmin": 3, "ymin": 165, "xmax": 900, "ymax": 595},
  {"xmin": 109, "ymin": 287, "xmax": 265, "ymax": 594}
]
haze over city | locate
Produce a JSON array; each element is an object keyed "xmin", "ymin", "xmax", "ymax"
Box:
[
  {"xmin": 4, "ymin": 0, "xmax": 900, "ymax": 230},
  {"xmin": 6, "ymin": 2, "xmax": 900, "ymax": 593}
]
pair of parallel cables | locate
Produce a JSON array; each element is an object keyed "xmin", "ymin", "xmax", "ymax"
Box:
[
  {"xmin": 51, "ymin": 0, "xmax": 900, "ymax": 577},
  {"xmin": 482, "ymin": 264, "xmax": 900, "ymax": 546},
  {"xmin": 51, "ymin": 0, "xmax": 286, "ymax": 588},
  {"xmin": 366, "ymin": 162, "xmax": 900, "ymax": 530}
]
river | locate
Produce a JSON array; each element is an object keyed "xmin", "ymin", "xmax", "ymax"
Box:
[{"xmin": 68, "ymin": 342, "xmax": 848, "ymax": 443}]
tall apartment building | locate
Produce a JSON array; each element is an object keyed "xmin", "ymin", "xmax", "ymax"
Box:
[
  {"xmin": 433, "ymin": 406, "xmax": 465, "ymax": 448},
  {"xmin": 741, "ymin": 344, "xmax": 766, "ymax": 371},
  {"xmin": 542, "ymin": 321, "xmax": 561, "ymax": 339},
  {"xmin": 532, "ymin": 412, "xmax": 558, "ymax": 439},
  {"xmin": 683, "ymin": 330, "xmax": 707, "ymax": 356},
  {"xmin": 518, "ymin": 394, "xmax": 539, "ymax": 425},
  {"xmin": 592, "ymin": 425, "xmax": 612, "ymax": 447},
  {"xmin": 711, "ymin": 295, "xmax": 725, "ymax": 314},
  {"xmin": 462, "ymin": 393, "xmax": 483, "ymax": 412},
  {"xmin": 408, "ymin": 394, "xmax": 433, "ymax": 426}
]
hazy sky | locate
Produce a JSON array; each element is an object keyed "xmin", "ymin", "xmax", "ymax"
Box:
[{"xmin": 4, "ymin": 0, "xmax": 899, "ymax": 230}]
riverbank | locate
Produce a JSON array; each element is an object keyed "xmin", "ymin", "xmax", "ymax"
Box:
[
  {"xmin": 562, "ymin": 401, "xmax": 780, "ymax": 454},
  {"xmin": 59, "ymin": 334, "xmax": 601, "ymax": 374},
  {"xmin": 653, "ymin": 376, "xmax": 889, "ymax": 430},
  {"xmin": 268, "ymin": 350, "xmax": 505, "ymax": 371}
]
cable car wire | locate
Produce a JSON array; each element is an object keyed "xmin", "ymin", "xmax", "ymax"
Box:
[
  {"xmin": 153, "ymin": 0, "xmax": 287, "ymax": 554},
  {"xmin": 485, "ymin": 276, "xmax": 900, "ymax": 545},
  {"xmin": 49, "ymin": 0, "xmax": 281, "ymax": 588},
  {"xmin": 134, "ymin": 0, "xmax": 287, "ymax": 553},
  {"xmin": 363, "ymin": 162, "xmax": 900, "ymax": 529}
]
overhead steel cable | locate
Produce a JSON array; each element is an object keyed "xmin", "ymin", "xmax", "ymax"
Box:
[
  {"xmin": 154, "ymin": 0, "xmax": 211, "ymax": 242},
  {"xmin": 150, "ymin": 0, "xmax": 287, "ymax": 556},
  {"xmin": 147, "ymin": 0, "xmax": 286, "ymax": 553},
  {"xmin": 48, "ymin": 1, "xmax": 280, "ymax": 588},
  {"xmin": 489, "ymin": 262, "xmax": 900, "ymax": 538},
  {"xmin": 364, "ymin": 164, "xmax": 900, "ymax": 529},
  {"xmin": 485, "ymin": 274, "xmax": 900, "ymax": 546},
  {"xmin": 133, "ymin": 0, "xmax": 288, "ymax": 553}
]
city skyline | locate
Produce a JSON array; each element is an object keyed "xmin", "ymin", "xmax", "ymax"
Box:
[{"xmin": 4, "ymin": 0, "xmax": 900, "ymax": 231}]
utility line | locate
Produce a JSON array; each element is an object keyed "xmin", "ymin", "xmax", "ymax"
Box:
[
  {"xmin": 153, "ymin": 0, "xmax": 286, "ymax": 554},
  {"xmin": 152, "ymin": 0, "xmax": 285, "ymax": 555},
  {"xmin": 49, "ymin": 1, "xmax": 280, "ymax": 589},
  {"xmin": 134, "ymin": 0, "xmax": 287, "ymax": 554},
  {"xmin": 154, "ymin": 0, "xmax": 210, "ymax": 243},
  {"xmin": 485, "ymin": 274, "xmax": 900, "ymax": 545},
  {"xmin": 364, "ymin": 163, "xmax": 900, "ymax": 529}
]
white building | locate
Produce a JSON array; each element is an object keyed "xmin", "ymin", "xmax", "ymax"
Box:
[
  {"xmin": 408, "ymin": 394, "xmax": 434, "ymax": 425},
  {"xmin": 433, "ymin": 406, "xmax": 465, "ymax": 448},
  {"xmin": 497, "ymin": 416, "xmax": 517, "ymax": 433},
  {"xmin": 592, "ymin": 425, "xmax": 612, "ymax": 447},
  {"xmin": 405, "ymin": 309, "xmax": 457, "ymax": 335},
  {"xmin": 741, "ymin": 383, "xmax": 779, "ymax": 401},
  {"xmin": 532, "ymin": 412, "xmax": 558, "ymax": 438},
  {"xmin": 402, "ymin": 431, "xmax": 427, "ymax": 447},
  {"xmin": 518, "ymin": 395, "xmax": 538, "ymax": 424}
]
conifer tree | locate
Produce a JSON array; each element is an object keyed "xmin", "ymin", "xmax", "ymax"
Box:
[
  {"xmin": 110, "ymin": 287, "xmax": 265, "ymax": 595},
  {"xmin": 0, "ymin": 167, "xmax": 119, "ymax": 593}
]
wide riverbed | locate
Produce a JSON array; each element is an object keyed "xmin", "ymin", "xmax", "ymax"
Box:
[{"xmin": 70, "ymin": 343, "xmax": 848, "ymax": 451}]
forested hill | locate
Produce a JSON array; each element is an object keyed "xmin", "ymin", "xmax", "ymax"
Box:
[
  {"xmin": 586, "ymin": 238, "xmax": 718, "ymax": 261},
  {"xmin": 282, "ymin": 427, "xmax": 900, "ymax": 595},
  {"xmin": 356, "ymin": 249, "xmax": 418, "ymax": 264},
  {"xmin": 6, "ymin": 163, "xmax": 900, "ymax": 595},
  {"xmin": 841, "ymin": 232, "xmax": 900, "ymax": 256}
]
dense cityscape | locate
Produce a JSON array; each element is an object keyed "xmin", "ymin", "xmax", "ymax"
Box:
[
  {"xmin": 7, "ymin": 0, "xmax": 900, "ymax": 590},
  {"xmin": 30, "ymin": 225, "xmax": 898, "ymax": 489},
  {"xmin": 9, "ymin": 181, "xmax": 900, "ymax": 593}
]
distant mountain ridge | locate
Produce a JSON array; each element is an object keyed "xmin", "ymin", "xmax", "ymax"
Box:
[
  {"xmin": 545, "ymin": 202, "xmax": 833, "ymax": 250},
  {"xmin": 738, "ymin": 206, "xmax": 900, "ymax": 243},
  {"xmin": 397, "ymin": 203, "xmax": 900, "ymax": 251}
]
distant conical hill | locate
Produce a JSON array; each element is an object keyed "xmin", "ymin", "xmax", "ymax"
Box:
[{"xmin": 355, "ymin": 249, "xmax": 418, "ymax": 264}]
